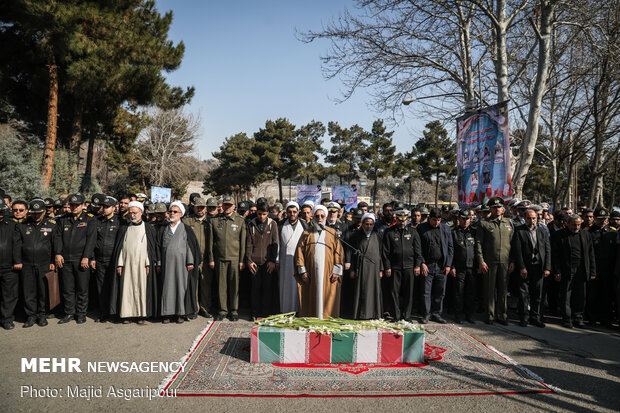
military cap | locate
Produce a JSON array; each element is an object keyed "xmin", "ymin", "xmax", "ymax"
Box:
[
  {"xmin": 327, "ymin": 201, "xmax": 340, "ymax": 211},
  {"xmin": 221, "ymin": 195, "xmax": 234, "ymax": 204},
  {"xmin": 192, "ymin": 197, "xmax": 206, "ymax": 207},
  {"xmin": 68, "ymin": 193, "xmax": 85, "ymax": 204},
  {"xmin": 91, "ymin": 193, "xmax": 107, "ymax": 206},
  {"xmin": 357, "ymin": 201, "xmax": 369, "ymax": 208},
  {"xmin": 394, "ymin": 202, "xmax": 406, "ymax": 211},
  {"xmin": 135, "ymin": 193, "xmax": 147, "ymax": 202},
  {"xmin": 238, "ymin": 201, "xmax": 249, "ymax": 211},
  {"xmin": 610, "ymin": 210, "xmax": 620, "ymax": 219},
  {"xmin": 43, "ymin": 197, "xmax": 54, "ymax": 207},
  {"xmin": 488, "ymin": 196, "xmax": 505, "ymax": 207},
  {"xmin": 540, "ymin": 202, "xmax": 550, "ymax": 211},
  {"xmin": 583, "ymin": 208, "xmax": 593, "ymax": 214},
  {"xmin": 475, "ymin": 205, "xmax": 482, "ymax": 211},
  {"xmin": 155, "ymin": 203, "xmax": 167, "ymax": 213},
  {"xmin": 481, "ymin": 203, "xmax": 491, "ymax": 212},
  {"xmin": 458, "ymin": 208, "xmax": 472, "ymax": 218},
  {"xmin": 451, "ymin": 207, "xmax": 460, "ymax": 215},
  {"xmin": 147, "ymin": 203, "xmax": 157, "ymax": 214},
  {"xmin": 189, "ymin": 192, "xmax": 202, "ymax": 204},
  {"xmin": 102, "ymin": 196, "xmax": 117, "ymax": 207},
  {"xmin": 352, "ymin": 208, "xmax": 364, "ymax": 219},
  {"xmin": 428, "ymin": 207, "xmax": 442, "ymax": 218},
  {"xmin": 53, "ymin": 199, "xmax": 63, "ymax": 207},
  {"xmin": 144, "ymin": 200, "xmax": 152, "ymax": 209},
  {"xmin": 530, "ymin": 204, "xmax": 543, "ymax": 212},
  {"xmin": 206, "ymin": 197, "xmax": 218, "ymax": 207},
  {"xmin": 29, "ymin": 199, "xmax": 45, "ymax": 213},
  {"xmin": 517, "ymin": 200, "xmax": 532, "ymax": 209},
  {"xmin": 508, "ymin": 198, "xmax": 521, "ymax": 207},
  {"xmin": 420, "ymin": 206, "xmax": 430, "ymax": 215},
  {"xmin": 336, "ymin": 199, "xmax": 345, "ymax": 207},
  {"xmin": 441, "ymin": 204, "xmax": 451, "ymax": 213},
  {"xmin": 394, "ymin": 209, "xmax": 410, "ymax": 217},
  {"xmin": 0, "ymin": 199, "xmax": 8, "ymax": 211},
  {"xmin": 256, "ymin": 197, "xmax": 268, "ymax": 205},
  {"xmin": 594, "ymin": 207, "xmax": 609, "ymax": 219}
]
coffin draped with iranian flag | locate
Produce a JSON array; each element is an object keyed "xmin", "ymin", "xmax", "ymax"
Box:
[{"xmin": 250, "ymin": 326, "xmax": 425, "ymax": 364}]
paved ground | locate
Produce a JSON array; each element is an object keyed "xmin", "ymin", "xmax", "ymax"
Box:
[{"xmin": 1, "ymin": 312, "xmax": 619, "ymax": 413}]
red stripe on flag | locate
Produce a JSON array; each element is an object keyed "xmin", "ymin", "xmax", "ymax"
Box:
[
  {"xmin": 308, "ymin": 332, "xmax": 331, "ymax": 363},
  {"xmin": 380, "ymin": 332, "xmax": 403, "ymax": 363},
  {"xmin": 250, "ymin": 326, "xmax": 259, "ymax": 363}
]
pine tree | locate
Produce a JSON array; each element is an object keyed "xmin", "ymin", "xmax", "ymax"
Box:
[
  {"xmin": 325, "ymin": 122, "xmax": 364, "ymax": 184},
  {"xmin": 283, "ymin": 120, "xmax": 327, "ymax": 185},
  {"xmin": 359, "ymin": 120, "xmax": 400, "ymax": 210},
  {"xmin": 415, "ymin": 121, "xmax": 456, "ymax": 206}
]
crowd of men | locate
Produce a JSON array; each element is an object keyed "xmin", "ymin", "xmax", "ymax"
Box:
[{"xmin": 1, "ymin": 187, "xmax": 619, "ymax": 333}]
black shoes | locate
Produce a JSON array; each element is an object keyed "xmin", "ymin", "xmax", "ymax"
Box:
[
  {"xmin": 485, "ymin": 319, "xmax": 494, "ymax": 325},
  {"xmin": 58, "ymin": 315, "xmax": 73, "ymax": 324},
  {"xmin": 574, "ymin": 321, "xmax": 586, "ymax": 329},
  {"xmin": 23, "ymin": 317, "xmax": 36, "ymax": 328},
  {"xmin": 420, "ymin": 317, "xmax": 429, "ymax": 324},
  {"xmin": 214, "ymin": 314, "xmax": 225, "ymax": 321},
  {"xmin": 519, "ymin": 320, "xmax": 528, "ymax": 327},
  {"xmin": 530, "ymin": 319, "xmax": 545, "ymax": 328},
  {"xmin": 76, "ymin": 316, "xmax": 86, "ymax": 324},
  {"xmin": 431, "ymin": 316, "xmax": 447, "ymax": 324},
  {"xmin": 188, "ymin": 314, "xmax": 197, "ymax": 320},
  {"xmin": 562, "ymin": 321, "xmax": 573, "ymax": 329},
  {"xmin": 466, "ymin": 316, "xmax": 475, "ymax": 324},
  {"xmin": 2, "ymin": 321, "xmax": 15, "ymax": 330},
  {"xmin": 37, "ymin": 317, "xmax": 48, "ymax": 327},
  {"xmin": 497, "ymin": 319, "xmax": 509, "ymax": 326},
  {"xmin": 230, "ymin": 315, "xmax": 239, "ymax": 322}
]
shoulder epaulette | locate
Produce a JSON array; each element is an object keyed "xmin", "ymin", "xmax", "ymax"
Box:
[
  {"xmin": 48, "ymin": 219, "xmax": 56, "ymax": 224},
  {"xmin": 87, "ymin": 213, "xmax": 94, "ymax": 217}
]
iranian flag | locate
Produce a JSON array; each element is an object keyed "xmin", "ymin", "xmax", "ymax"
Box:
[{"xmin": 251, "ymin": 326, "xmax": 425, "ymax": 364}]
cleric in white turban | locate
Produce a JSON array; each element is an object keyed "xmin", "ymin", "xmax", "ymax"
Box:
[{"xmin": 294, "ymin": 203, "xmax": 344, "ymax": 319}]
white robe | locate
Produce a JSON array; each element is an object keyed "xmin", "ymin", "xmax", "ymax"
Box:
[
  {"xmin": 117, "ymin": 223, "xmax": 149, "ymax": 318},
  {"xmin": 278, "ymin": 220, "xmax": 304, "ymax": 312}
]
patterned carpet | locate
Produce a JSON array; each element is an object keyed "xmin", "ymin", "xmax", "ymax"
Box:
[{"xmin": 160, "ymin": 320, "xmax": 554, "ymax": 397}]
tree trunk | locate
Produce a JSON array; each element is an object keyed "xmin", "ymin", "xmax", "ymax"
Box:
[
  {"xmin": 434, "ymin": 172, "xmax": 440, "ymax": 207},
  {"xmin": 408, "ymin": 179, "xmax": 412, "ymax": 206},
  {"xmin": 277, "ymin": 177, "xmax": 283, "ymax": 202},
  {"xmin": 494, "ymin": 0, "xmax": 510, "ymax": 103},
  {"xmin": 512, "ymin": 1, "xmax": 556, "ymax": 197},
  {"xmin": 70, "ymin": 101, "xmax": 84, "ymax": 168},
  {"xmin": 84, "ymin": 133, "xmax": 96, "ymax": 178},
  {"xmin": 41, "ymin": 42, "xmax": 59, "ymax": 188}
]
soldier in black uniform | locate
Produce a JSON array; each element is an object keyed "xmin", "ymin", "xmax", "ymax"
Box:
[
  {"xmin": 53, "ymin": 194, "xmax": 97, "ymax": 324},
  {"xmin": 44, "ymin": 198, "xmax": 55, "ymax": 218},
  {"xmin": 11, "ymin": 199, "xmax": 28, "ymax": 223},
  {"xmin": 586, "ymin": 207, "xmax": 614, "ymax": 326},
  {"xmin": 90, "ymin": 196, "xmax": 120, "ymax": 322},
  {"xmin": 325, "ymin": 201, "xmax": 347, "ymax": 238},
  {"xmin": 0, "ymin": 199, "xmax": 20, "ymax": 330},
  {"xmin": 89, "ymin": 193, "xmax": 106, "ymax": 217},
  {"xmin": 450, "ymin": 209, "xmax": 477, "ymax": 324},
  {"xmin": 382, "ymin": 209, "xmax": 423, "ymax": 321},
  {"xmin": 14, "ymin": 199, "xmax": 56, "ymax": 327}
]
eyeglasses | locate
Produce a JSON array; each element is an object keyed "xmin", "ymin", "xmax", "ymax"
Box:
[
  {"xmin": 169, "ymin": 210, "xmax": 182, "ymax": 214},
  {"xmin": 12, "ymin": 209, "xmax": 25, "ymax": 212}
]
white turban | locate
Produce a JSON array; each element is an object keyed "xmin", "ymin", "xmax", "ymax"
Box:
[
  {"xmin": 303, "ymin": 200, "xmax": 315, "ymax": 208},
  {"xmin": 170, "ymin": 201, "xmax": 185, "ymax": 216},
  {"xmin": 313, "ymin": 205, "xmax": 327, "ymax": 216},
  {"xmin": 285, "ymin": 201, "xmax": 300, "ymax": 210},
  {"xmin": 362, "ymin": 213, "xmax": 376, "ymax": 222},
  {"xmin": 127, "ymin": 201, "xmax": 144, "ymax": 212}
]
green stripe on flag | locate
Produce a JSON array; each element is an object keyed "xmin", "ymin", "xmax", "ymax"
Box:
[
  {"xmin": 402, "ymin": 331, "xmax": 425, "ymax": 363},
  {"xmin": 331, "ymin": 332, "xmax": 355, "ymax": 363},
  {"xmin": 258, "ymin": 327, "xmax": 282, "ymax": 363}
]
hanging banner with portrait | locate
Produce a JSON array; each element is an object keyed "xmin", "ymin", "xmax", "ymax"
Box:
[
  {"xmin": 456, "ymin": 101, "xmax": 512, "ymax": 207},
  {"xmin": 331, "ymin": 185, "xmax": 357, "ymax": 211},
  {"xmin": 297, "ymin": 184, "xmax": 322, "ymax": 206}
]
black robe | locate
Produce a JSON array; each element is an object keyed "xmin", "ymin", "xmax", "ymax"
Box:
[
  {"xmin": 349, "ymin": 229, "xmax": 384, "ymax": 320},
  {"xmin": 157, "ymin": 223, "xmax": 202, "ymax": 316},
  {"xmin": 109, "ymin": 221, "xmax": 160, "ymax": 317}
]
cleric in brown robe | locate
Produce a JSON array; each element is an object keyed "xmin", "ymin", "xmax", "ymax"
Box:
[{"xmin": 294, "ymin": 205, "xmax": 344, "ymax": 319}]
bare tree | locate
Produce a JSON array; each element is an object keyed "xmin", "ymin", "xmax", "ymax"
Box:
[{"xmin": 136, "ymin": 107, "xmax": 200, "ymax": 193}]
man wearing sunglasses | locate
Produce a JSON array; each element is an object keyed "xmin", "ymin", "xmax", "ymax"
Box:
[{"xmin": 11, "ymin": 200, "xmax": 28, "ymax": 223}]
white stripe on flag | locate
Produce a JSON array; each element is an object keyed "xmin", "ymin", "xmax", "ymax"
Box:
[
  {"xmin": 355, "ymin": 330, "xmax": 379, "ymax": 363},
  {"xmin": 283, "ymin": 329, "xmax": 308, "ymax": 363}
]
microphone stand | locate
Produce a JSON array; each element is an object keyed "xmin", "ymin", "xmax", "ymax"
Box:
[{"xmin": 319, "ymin": 223, "xmax": 375, "ymax": 265}]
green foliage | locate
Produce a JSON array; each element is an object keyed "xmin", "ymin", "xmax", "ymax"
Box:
[
  {"xmin": 284, "ymin": 120, "xmax": 327, "ymax": 184},
  {"xmin": 204, "ymin": 133, "xmax": 262, "ymax": 197},
  {"xmin": 0, "ymin": 127, "xmax": 46, "ymax": 199},
  {"xmin": 414, "ymin": 121, "xmax": 456, "ymax": 206},
  {"xmin": 359, "ymin": 120, "xmax": 400, "ymax": 208},
  {"xmin": 325, "ymin": 122, "xmax": 365, "ymax": 184}
]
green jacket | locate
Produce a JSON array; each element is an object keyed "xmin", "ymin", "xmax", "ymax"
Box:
[
  {"xmin": 182, "ymin": 215, "xmax": 208, "ymax": 260},
  {"xmin": 207, "ymin": 213, "xmax": 246, "ymax": 262},
  {"xmin": 475, "ymin": 217, "xmax": 514, "ymax": 265}
]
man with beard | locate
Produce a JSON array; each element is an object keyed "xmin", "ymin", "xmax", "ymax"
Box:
[
  {"xmin": 54, "ymin": 194, "xmax": 96, "ymax": 325},
  {"xmin": 245, "ymin": 203, "xmax": 279, "ymax": 318},
  {"xmin": 110, "ymin": 201, "xmax": 159, "ymax": 324},
  {"xmin": 348, "ymin": 213, "xmax": 383, "ymax": 320},
  {"xmin": 325, "ymin": 201, "xmax": 346, "ymax": 238},
  {"xmin": 295, "ymin": 205, "xmax": 344, "ymax": 319},
  {"xmin": 382, "ymin": 209, "xmax": 422, "ymax": 321},
  {"xmin": 91, "ymin": 196, "xmax": 120, "ymax": 322},
  {"xmin": 182, "ymin": 197, "xmax": 209, "ymax": 320},
  {"xmin": 511, "ymin": 209, "xmax": 551, "ymax": 327},
  {"xmin": 159, "ymin": 201, "xmax": 200, "ymax": 324},
  {"xmin": 552, "ymin": 215, "xmax": 596, "ymax": 328},
  {"xmin": 375, "ymin": 202, "xmax": 394, "ymax": 237},
  {"xmin": 585, "ymin": 207, "xmax": 614, "ymax": 327},
  {"xmin": 118, "ymin": 195, "xmax": 131, "ymax": 223},
  {"xmin": 277, "ymin": 202, "xmax": 308, "ymax": 313},
  {"xmin": 14, "ymin": 199, "xmax": 57, "ymax": 328}
]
